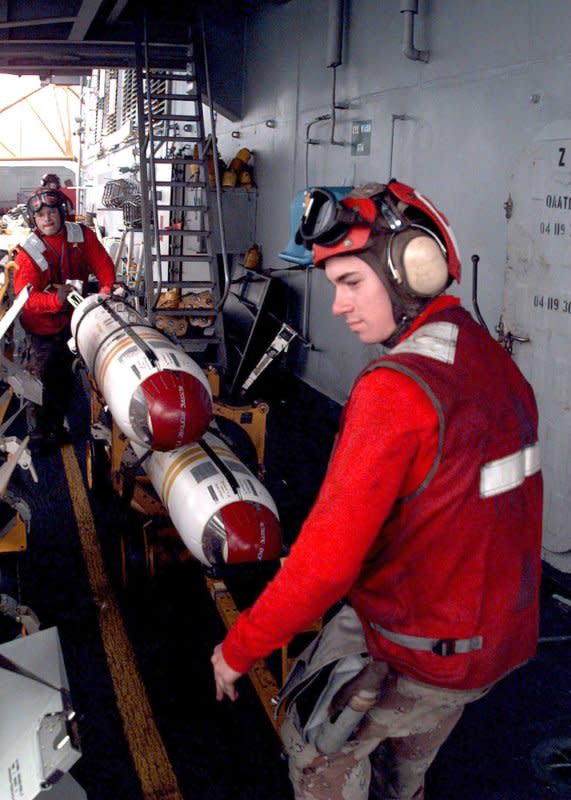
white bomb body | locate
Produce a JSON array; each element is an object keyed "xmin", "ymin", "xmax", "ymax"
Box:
[
  {"xmin": 130, "ymin": 432, "xmax": 282, "ymax": 567},
  {"xmin": 70, "ymin": 295, "xmax": 212, "ymax": 450}
]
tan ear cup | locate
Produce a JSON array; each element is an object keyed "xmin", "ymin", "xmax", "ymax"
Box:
[{"xmin": 391, "ymin": 229, "xmax": 449, "ymax": 297}]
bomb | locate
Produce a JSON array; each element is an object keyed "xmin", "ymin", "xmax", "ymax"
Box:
[
  {"xmin": 130, "ymin": 431, "xmax": 282, "ymax": 567},
  {"xmin": 69, "ymin": 294, "xmax": 212, "ymax": 450}
]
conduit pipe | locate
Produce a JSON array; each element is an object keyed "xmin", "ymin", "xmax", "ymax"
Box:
[
  {"xmin": 400, "ymin": 0, "xmax": 430, "ymax": 63},
  {"xmin": 388, "ymin": 114, "xmax": 407, "ymax": 178},
  {"xmin": 327, "ymin": 0, "xmax": 347, "ymax": 146},
  {"xmin": 326, "ymin": 0, "xmax": 344, "ymax": 68},
  {"xmin": 305, "ymin": 113, "xmax": 332, "ymax": 186}
]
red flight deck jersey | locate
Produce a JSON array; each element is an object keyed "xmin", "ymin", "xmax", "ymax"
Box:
[
  {"xmin": 14, "ymin": 222, "xmax": 116, "ymax": 336},
  {"xmin": 221, "ymin": 296, "xmax": 543, "ymax": 689}
]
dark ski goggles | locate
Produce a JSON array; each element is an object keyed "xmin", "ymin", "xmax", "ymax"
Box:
[
  {"xmin": 27, "ymin": 190, "xmax": 62, "ymax": 214},
  {"xmin": 295, "ymin": 186, "xmax": 408, "ymax": 248}
]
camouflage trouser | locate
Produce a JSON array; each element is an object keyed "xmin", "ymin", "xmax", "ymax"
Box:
[
  {"xmin": 23, "ymin": 329, "xmax": 74, "ymax": 435},
  {"xmin": 281, "ymin": 669, "xmax": 492, "ymax": 800}
]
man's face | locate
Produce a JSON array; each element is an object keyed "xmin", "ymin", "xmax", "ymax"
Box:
[
  {"xmin": 34, "ymin": 206, "xmax": 62, "ymax": 236},
  {"xmin": 325, "ymin": 254, "xmax": 397, "ymax": 344}
]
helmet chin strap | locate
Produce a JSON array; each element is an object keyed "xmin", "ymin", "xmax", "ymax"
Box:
[
  {"xmin": 382, "ymin": 289, "xmax": 431, "ymax": 349},
  {"xmin": 381, "ymin": 315, "xmax": 409, "ymax": 349}
]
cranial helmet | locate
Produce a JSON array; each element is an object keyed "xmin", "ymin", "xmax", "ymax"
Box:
[
  {"xmin": 41, "ymin": 173, "xmax": 62, "ymax": 190},
  {"xmin": 295, "ymin": 180, "xmax": 461, "ymax": 344},
  {"xmin": 25, "ymin": 187, "xmax": 68, "ymax": 230}
]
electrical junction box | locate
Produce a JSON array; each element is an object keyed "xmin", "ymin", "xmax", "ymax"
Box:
[{"xmin": 351, "ymin": 120, "xmax": 372, "ymax": 156}]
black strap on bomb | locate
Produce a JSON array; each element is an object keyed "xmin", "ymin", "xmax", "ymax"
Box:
[{"xmin": 74, "ymin": 295, "xmax": 159, "ymax": 372}]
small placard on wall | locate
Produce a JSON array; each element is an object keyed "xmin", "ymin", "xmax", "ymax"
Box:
[{"xmin": 351, "ymin": 120, "xmax": 372, "ymax": 156}]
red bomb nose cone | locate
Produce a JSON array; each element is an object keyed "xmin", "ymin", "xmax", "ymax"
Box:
[
  {"xmin": 219, "ymin": 501, "xmax": 282, "ymax": 564},
  {"xmin": 139, "ymin": 371, "xmax": 212, "ymax": 451}
]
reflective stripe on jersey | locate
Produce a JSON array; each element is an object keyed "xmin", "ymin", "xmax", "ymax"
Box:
[
  {"xmin": 368, "ymin": 621, "xmax": 483, "ymax": 657},
  {"xmin": 390, "ymin": 321, "xmax": 459, "ymax": 364},
  {"xmin": 21, "ymin": 223, "xmax": 84, "ymax": 272},
  {"xmin": 21, "ymin": 232, "xmax": 49, "ymax": 271},
  {"xmin": 65, "ymin": 221, "xmax": 84, "ymax": 243},
  {"xmin": 480, "ymin": 442, "xmax": 541, "ymax": 499}
]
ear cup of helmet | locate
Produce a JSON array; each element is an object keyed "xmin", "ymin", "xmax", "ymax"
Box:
[{"xmin": 389, "ymin": 228, "xmax": 449, "ymax": 297}]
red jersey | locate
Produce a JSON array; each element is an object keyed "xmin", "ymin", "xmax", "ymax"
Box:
[
  {"xmin": 221, "ymin": 297, "xmax": 542, "ymax": 689},
  {"xmin": 14, "ymin": 222, "xmax": 116, "ymax": 336}
]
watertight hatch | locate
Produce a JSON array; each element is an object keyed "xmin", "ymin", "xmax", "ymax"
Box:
[{"xmin": 502, "ymin": 120, "xmax": 571, "ymax": 573}]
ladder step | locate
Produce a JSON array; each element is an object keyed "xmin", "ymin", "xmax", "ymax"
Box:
[
  {"xmin": 154, "ymin": 308, "xmax": 217, "ymax": 317},
  {"xmin": 156, "ymin": 204, "xmax": 208, "ymax": 212},
  {"xmin": 157, "ymin": 254, "xmax": 215, "ymax": 262},
  {"xmin": 157, "ymin": 280, "xmax": 215, "ymax": 289},
  {"xmin": 155, "ymin": 201, "xmax": 208, "ymax": 213},
  {"xmin": 156, "ymin": 181, "xmax": 207, "ymax": 189},
  {"xmin": 156, "ymin": 201, "xmax": 208, "ymax": 213},
  {"xmin": 154, "ymin": 158, "xmax": 203, "ymax": 165},
  {"xmin": 149, "ymin": 93, "xmax": 200, "ymax": 102},
  {"xmin": 157, "ymin": 229, "xmax": 210, "ymax": 236},
  {"xmin": 150, "ymin": 114, "xmax": 201, "ymax": 122},
  {"xmin": 145, "ymin": 70, "xmax": 197, "ymax": 81},
  {"xmin": 156, "ymin": 201, "xmax": 205, "ymax": 208},
  {"xmin": 152, "ymin": 135, "xmax": 202, "ymax": 143}
]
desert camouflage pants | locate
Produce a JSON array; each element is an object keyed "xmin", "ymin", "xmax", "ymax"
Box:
[
  {"xmin": 280, "ymin": 669, "xmax": 491, "ymax": 800},
  {"xmin": 23, "ymin": 329, "xmax": 74, "ymax": 436}
]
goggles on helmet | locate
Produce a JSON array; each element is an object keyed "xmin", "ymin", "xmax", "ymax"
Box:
[
  {"xmin": 27, "ymin": 190, "xmax": 64, "ymax": 215},
  {"xmin": 295, "ymin": 186, "xmax": 406, "ymax": 249},
  {"xmin": 299, "ymin": 181, "xmax": 461, "ymax": 283}
]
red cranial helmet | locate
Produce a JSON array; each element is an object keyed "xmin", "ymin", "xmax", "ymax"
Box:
[
  {"xmin": 295, "ymin": 180, "xmax": 461, "ymax": 346},
  {"xmin": 297, "ymin": 179, "xmax": 461, "ymax": 291},
  {"xmin": 41, "ymin": 173, "xmax": 62, "ymax": 190}
]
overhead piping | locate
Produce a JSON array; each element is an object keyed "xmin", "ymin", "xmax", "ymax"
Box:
[
  {"xmin": 326, "ymin": 0, "xmax": 347, "ymax": 147},
  {"xmin": 326, "ymin": 0, "xmax": 344, "ymax": 69},
  {"xmin": 400, "ymin": 0, "xmax": 430, "ymax": 63}
]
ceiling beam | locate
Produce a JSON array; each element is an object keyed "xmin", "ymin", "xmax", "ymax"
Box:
[
  {"xmin": 69, "ymin": 0, "xmax": 107, "ymax": 42},
  {"xmin": 106, "ymin": 0, "xmax": 129, "ymax": 26},
  {"xmin": 0, "ymin": 16, "xmax": 75, "ymax": 30},
  {"xmin": 0, "ymin": 40, "xmax": 189, "ymax": 72}
]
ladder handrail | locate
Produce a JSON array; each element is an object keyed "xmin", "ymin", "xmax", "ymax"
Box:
[
  {"xmin": 200, "ymin": 17, "xmax": 231, "ymax": 311},
  {"xmin": 134, "ymin": 25, "xmax": 156, "ymax": 323},
  {"xmin": 143, "ymin": 10, "xmax": 165, "ymax": 315}
]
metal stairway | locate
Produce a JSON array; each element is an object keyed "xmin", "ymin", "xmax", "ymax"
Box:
[{"xmin": 134, "ymin": 25, "xmax": 229, "ymax": 374}]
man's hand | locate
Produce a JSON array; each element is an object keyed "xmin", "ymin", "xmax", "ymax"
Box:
[{"xmin": 211, "ymin": 643, "xmax": 243, "ymax": 701}]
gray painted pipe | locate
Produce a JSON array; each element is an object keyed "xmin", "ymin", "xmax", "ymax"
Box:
[
  {"xmin": 400, "ymin": 0, "xmax": 430, "ymax": 62},
  {"xmin": 326, "ymin": 0, "xmax": 344, "ymax": 68}
]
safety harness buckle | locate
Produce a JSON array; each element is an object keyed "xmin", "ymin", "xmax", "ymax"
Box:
[{"xmin": 431, "ymin": 639, "xmax": 458, "ymax": 656}]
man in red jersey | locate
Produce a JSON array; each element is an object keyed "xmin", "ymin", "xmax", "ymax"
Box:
[
  {"xmin": 14, "ymin": 187, "xmax": 116, "ymax": 450},
  {"xmin": 211, "ymin": 181, "xmax": 543, "ymax": 799}
]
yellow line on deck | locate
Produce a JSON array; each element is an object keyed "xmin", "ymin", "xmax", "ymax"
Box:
[{"xmin": 61, "ymin": 443, "xmax": 184, "ymax": 800}]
